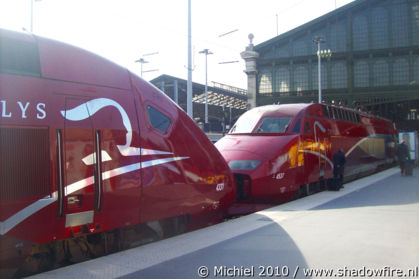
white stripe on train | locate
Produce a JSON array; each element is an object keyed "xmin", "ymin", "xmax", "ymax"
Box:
[{"xmin": 0, "ymin": 156, "xmax": 188, "ymax": 236}]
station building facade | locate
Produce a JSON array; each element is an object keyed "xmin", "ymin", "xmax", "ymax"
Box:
[{"xmin": 247, "ymin": 0, "xmax": 419, "ymax": 131}]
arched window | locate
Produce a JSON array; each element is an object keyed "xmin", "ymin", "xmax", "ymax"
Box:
[
  {"xmin": 354, "ymin": 60, "xmax": 369, "ymax": 87},
  {"xmin": 371, "ymin": 7, "xmax": 388, "ymax": 49},
  {"xmin": 373, "ymin": 60, "xmax": 389, "ymax": 86},
  {"xmin": 275, "ymin": 66, "xmax": 290, "ymax": 93},
  {"xmin": 392, "ymin": 4, "xmax": 408, "ymax": 47},
  {"xmin": 258, "ymin": 69, "xmax": 272, "ymax": 94},
  {"xmin": 330, "ymin": 22, "xmax": 347, "ymax": 52},
  {"xmin": 331, "ymin": 62, "xmax": 348, "ymax": 88},
  {"xmin": 293, "ymin": 65, "xmax": 308, "ymax": 92},
  {"xmin": 393, "ymin": 58, "xmax": 409, "ymax": 85},
  {"xmin": 353, "ymin": 14, "xmax": 368, "ymax": 50}
]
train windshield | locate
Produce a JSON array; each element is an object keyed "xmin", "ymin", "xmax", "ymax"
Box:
[
  {"xmin": 229, "ymin": 111, "xmax": 261, "ymax": 134},
  {"xmin": 230, "ymin": 113, "xmax": 292, "ymax": 134},
  {"xmin": 256, "ymin": 117, "xmax": 291, "ymax": 133}
]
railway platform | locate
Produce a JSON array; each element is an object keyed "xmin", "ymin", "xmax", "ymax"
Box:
[{"xmin": 28, "ymin": 167, "xmax": 419, "ymax": 279}]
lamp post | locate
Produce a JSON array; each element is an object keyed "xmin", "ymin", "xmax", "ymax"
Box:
[
  {"xmin": 199, "ymin": 49, "xmax": 213, "ymax": 125},
  {"xmin": 30, "ymin": 0, "xmax": 42, "ymax": 32},
  {"xmin": 313, "ymin": 37, "xmax": 332, "ymax": 104},
  {"xmin": 187, "ymin": 0, "xmax": 193, "ymax": 118}
]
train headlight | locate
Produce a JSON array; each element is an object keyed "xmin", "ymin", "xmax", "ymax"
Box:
[{"xmin": 228, "ymin": 160, "xmax": 261, "ymax": 170}]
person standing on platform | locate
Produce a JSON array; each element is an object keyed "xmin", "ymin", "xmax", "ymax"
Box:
[
  {"xmin": 397, "ymin": 140, "xmax": 410, "ymax": 176},
  {"xmin": 333, "ymin": 147, "xmax": 346, "ymax": 189}
]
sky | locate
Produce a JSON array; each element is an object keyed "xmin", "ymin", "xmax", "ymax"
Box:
[{"xmin": 0, "ymin": 0, "xmax": 355, "ymax": 89}]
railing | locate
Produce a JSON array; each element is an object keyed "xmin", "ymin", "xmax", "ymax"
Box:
[{"xmin": 210, "ymin": 81, "xmax": 247, "ymax": 96}]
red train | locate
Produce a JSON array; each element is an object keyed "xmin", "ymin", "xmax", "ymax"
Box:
[
  {"xmin": 0, "ymin": 29, "xmax": 235, "ymax": 277},
  {"xmin": 215, "ymin": 103, "xmax": 397, "ymax": 206}
]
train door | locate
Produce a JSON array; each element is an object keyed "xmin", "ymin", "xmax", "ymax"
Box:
[
  {"xmin": 61, "ymin": 98, "xmax": 98, "ymax": 229},
  {"xmin": 301, "ymin": 119, "xmax": 315, "ymax": 182},
  {"xmin": 313, "ymin": 120, "xmax": 326, "ymax": 177}
]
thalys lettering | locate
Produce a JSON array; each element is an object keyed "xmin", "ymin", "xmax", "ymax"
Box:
[{"xmin": 0, "ymin": 100, "xmax": 46, "ymax": 119}]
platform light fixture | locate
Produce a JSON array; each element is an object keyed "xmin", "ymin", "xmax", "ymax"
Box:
[
  {"xmin": 134, "ymin": 58, "xmax": 148, "ymax": 77},
  {"xmin": 135, "ymin": 52, "xmax": 159, "ymax": 77},
  {"xmin": 313, "ymin": 37, "xmax": 332, "ymax": 104}
]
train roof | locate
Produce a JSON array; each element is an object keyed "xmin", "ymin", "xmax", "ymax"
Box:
[
  {"xmin": 250, "ymin": 103, "xmax": 394, "ymax": 127},
  {"xmin": 0, "ymin": 28, "xmax": 131, "ymax": 90},
  {"xmin": 249, "ymin": 103, "xmax": 311, "ymax": 116}
]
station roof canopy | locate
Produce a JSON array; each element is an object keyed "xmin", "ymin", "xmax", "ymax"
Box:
[{"xmin": 150, "ymin": 74, "xmax": 248, "ymax": 110}]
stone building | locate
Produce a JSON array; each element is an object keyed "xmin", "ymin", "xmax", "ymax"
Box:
[{"xmin": 243, "ymin": 0, "xmax": 419, "ymax": 130}]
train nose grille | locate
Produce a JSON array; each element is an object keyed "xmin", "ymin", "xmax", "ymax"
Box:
[{"xmin": 234, "ymin": 173, "xmax": 251, "ymax": 201}]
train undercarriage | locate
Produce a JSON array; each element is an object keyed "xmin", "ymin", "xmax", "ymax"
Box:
[{"xmin": 5, "ymin": 215, "xmax": 189, "ymax": 278}]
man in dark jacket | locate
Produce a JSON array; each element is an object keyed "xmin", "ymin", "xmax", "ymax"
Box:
[
  {"xmin": 333, "ymin": 147, "xmax": 346, "ymax": 189},
  {"xmin": 397, "ymin": 140, "xmax": 410, "ymax": 176}
]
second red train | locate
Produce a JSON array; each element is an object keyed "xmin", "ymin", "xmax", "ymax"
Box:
[{"xmin": 215, "ymin": 103, "xmax": 397, "ymax": 206}]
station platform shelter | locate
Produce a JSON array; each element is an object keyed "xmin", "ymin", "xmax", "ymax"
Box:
[{"xmin": 151, "ymin": 75, "xmax": 247, "ymax": 132}]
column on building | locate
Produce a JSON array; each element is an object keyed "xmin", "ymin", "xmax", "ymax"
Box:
[{"xmin": 241, "ymin": 34, "xmax": 259, "ymax": 109}]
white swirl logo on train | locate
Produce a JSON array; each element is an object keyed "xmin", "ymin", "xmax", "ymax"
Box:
[{"xmin": 0, "ymin": 98, "xmax": 190, "ymax": 236}]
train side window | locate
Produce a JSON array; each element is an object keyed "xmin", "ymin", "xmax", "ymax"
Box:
[
  {"xmin": 344, "ymin": 110, "xmax": 349, "ymax": 122},
  {"xmin": 147, "ymin": 105, "xmax": 171, "ymax": 133},
  {"xmin": 334, "ymin": 108, "xmax": 339, "ymax": 120},
  {"xmin": 322, "ymin": 106, "xmax": 330, "ymax": 118},
  {"xmin": 0, "ymin": 37, "xmax": 41, "ymax": 77},
  {"xmin": 331, "ymin": 108, "xmax": 337, "ymax": 120},
  {"xmin": 304, "ymin": 122, "xmax": 311, "ymax": 134},
  {"xmin": 356, "ymin": 113, "xmax": 361, "ymax": 123},
  {"xmin": 291, "ymin": 119, "xmax": 301, "ymax": 133},
  {"xmin": 338, "ymin": 109, "xmax": 343, "ymax": 120}
]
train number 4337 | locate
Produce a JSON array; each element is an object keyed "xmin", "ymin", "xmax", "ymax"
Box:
[{"xmin": 273, "ymin": 173, "xmax": 285, "ymax": 180}]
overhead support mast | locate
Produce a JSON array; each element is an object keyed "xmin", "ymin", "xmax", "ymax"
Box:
[
  {"xmin": 199, "ymin": 48, "xmax": 213, "ymax": 125},
  {"xmin": 187, "ymin": 0, "xmax": 193, "ymax": 118}
]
